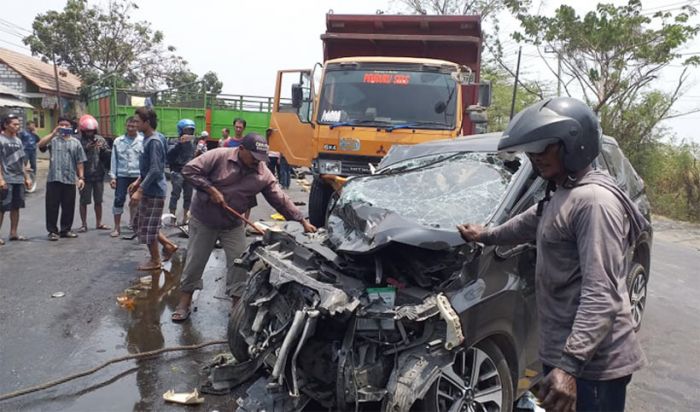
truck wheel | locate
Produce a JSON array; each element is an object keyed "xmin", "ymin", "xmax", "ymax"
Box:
[
  {"xmin": 227, "ymin": 300, "xmax": 250, "ymax": 362},
  {"xmin": 309, "ymin": 177, "xmax": 333, "ymax": 227}
]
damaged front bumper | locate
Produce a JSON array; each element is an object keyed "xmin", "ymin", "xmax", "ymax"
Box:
[{"xmin": 210, "ymin": 228, "xmax": 469, "ymax": 411}]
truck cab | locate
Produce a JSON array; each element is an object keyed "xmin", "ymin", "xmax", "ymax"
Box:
[{"xmin": 267, "ymin": 14, "xmax": 487, "ymax": 226}]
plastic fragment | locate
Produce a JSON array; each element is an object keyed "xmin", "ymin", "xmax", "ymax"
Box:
[{"xmin": 162, "ymin": 389, "xmax": 204, "ymax": 405}]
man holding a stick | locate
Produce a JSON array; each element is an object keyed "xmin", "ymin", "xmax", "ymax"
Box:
[{"xmin": 172, "ymin": 133, "xmax": 316, "ymax": 322}]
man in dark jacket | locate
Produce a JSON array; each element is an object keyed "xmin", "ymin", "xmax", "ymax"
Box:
[
  {"xmin": 77, "ymin": 114, "xmax": 111, "ymax": 232},
  {"xmin": 167, "ymin": 118, "xmax": 197, "ymax": 224},
  {"xmin": 458, "ymin": 98, "xmax": 648, "ymax": 412}
]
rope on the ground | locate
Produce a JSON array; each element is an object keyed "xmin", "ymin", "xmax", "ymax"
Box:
[{"xmin": 0, "ymin": 339, "xmax": 227, "ymax": 402}]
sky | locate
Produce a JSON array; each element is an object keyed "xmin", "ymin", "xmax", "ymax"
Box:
[{"xmin": 1, "ymin": 0, "xmax": 698, "ymax": 142}]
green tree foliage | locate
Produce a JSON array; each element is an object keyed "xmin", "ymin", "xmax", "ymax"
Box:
[
  {"xmin": 514, "ymin": 0, "xmax": 700, "ymax": 146},
  {"xmin": 481, "ymin": 65, "xmax": 539, "ymax": 131},
  {"xmin": 394, "ymin": 0, "xmax": 528, "ymax": 19},
  {"xmin": 513, "ymin": 0, "xmax": 700, "ymax": 221},
  {"xmin": 22, "ymin": 0, "xmax": 220, "ymax": 95}
]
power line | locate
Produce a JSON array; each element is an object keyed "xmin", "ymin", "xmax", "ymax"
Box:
[
  {"xmin": 641, "ymin": 0, "xmax": 697, "ymax": 13},
  {"xmin": 0, "ymin": 18, "xmax": 31, "ymax": 34},
  {"xmin": 0, "ymin": 37, "xmax": 31, "ymax": 51},
  {"xmin": 0, "ymin": 26, "xmax": 26, "ymax": 40}
]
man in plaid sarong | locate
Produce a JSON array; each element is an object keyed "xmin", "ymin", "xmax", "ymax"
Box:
[{"xmin": 128, "ymin": 107, "xmax": 177, "ymax": 271}]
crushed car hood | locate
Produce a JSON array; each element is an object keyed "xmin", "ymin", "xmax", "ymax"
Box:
[{"xmin": 327, "ymin": 202, "xmax": 465, "ymax": 254}]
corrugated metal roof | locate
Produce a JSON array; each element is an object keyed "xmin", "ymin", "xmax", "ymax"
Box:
[
  {"xmin": 0, "ymin": 48, "xmax": 81, "ymax": 96},
  {"xmin": 0, "ymin": 95, "xmax": 34, "ymax": 109}
]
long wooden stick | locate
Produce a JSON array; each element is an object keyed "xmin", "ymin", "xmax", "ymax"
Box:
[{"xmin": 221, "ymin": 204, "xmax": 266, "ymax": 235}]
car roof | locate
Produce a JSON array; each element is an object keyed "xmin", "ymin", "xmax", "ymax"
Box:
[{"xmin": 379, "ymin": 132, "xmax": 619, "ymax": 169}]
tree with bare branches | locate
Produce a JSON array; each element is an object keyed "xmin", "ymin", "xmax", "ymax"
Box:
[{"xmin": 513, "ymin": 0, "xmax": 700, "ymax": 151}]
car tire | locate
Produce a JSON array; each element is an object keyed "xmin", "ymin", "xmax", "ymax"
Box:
[
  {"xmin": 227, "ymin": 300, "xmax": 250, "ymax": 362},
  {"xmin": 415, "ymin": 339, "xmax": 514, "ymax": 412},
  {"xmin": 626, "ymin": 262, "xmax": 647, "ymax": 332},
  {"xmin": 308, "ymin": 176, "xmax": 333, "ymax": 228}
]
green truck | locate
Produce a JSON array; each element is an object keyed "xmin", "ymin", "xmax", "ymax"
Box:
[{"xmin": 87, "ymin": 86, "xmax": 273, "ymax": 146}]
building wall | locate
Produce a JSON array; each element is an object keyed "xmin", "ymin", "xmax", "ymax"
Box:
[
  {"xmin": 0, "ymin": 61, "xmax": 30, "ymax": 129},
  {"xmin": 0, "ymin": 61, "xmax": 81, "ymax": 135},
  {"xmin": 0, "ymin": 62, "xmax": 27, "ymax": 93}
]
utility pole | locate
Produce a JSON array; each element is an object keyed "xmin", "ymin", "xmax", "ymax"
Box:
[
  {"xmin": 51, "ymin": 50, "xmax": 62, "ymax": 117},
  {"xmin": 510, "ymin": 46, "xmax": 522, "ymax": 120},
  {"xmin": 556, "ymin": 51, "xmax": 562, "ymax": 97},
  {"xmin": 545, "ymin": 45, "xmax": 562, "ymax": 97}
]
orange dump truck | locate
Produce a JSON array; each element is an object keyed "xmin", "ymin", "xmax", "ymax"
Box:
[{"xmin": 267, "ymin": 14, "xmax": 489, "ymax": 226}]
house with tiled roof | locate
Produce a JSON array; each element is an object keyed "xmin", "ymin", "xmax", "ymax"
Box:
[{"xmin": 0, "ymin": 47, "xmax": 82, "ymax": 134}]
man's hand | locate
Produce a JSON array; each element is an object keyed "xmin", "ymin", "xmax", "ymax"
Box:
[
  {"xmin": 24, "ymin": 177, "xmax": 32, "ymax": 190},
  {"xmin": 131, "ymin": 188, "xmax": 143, "ymax": 203},
  {"xmin": 457, "ymin": 223, "xmax": 484, "ymax": 243},
  {"xmin": 110, "ymin": 179, "xmax": 117, "ymax": 190},
  {"xmin": 128, "ymin": 181, "xmax": 140, "ymax": 195},
  {"xmin": 538, "ymin": 368, "xmax": 576, "ymax": 412},
  {"xmin": 77, "ymin": 178, "xmax": 85, "ymax": 191},
  {"xmin": 207, "ymin": 186, "xmax": 225, "ymax": 206},
  {"xmin": 301, "ymin": 219, "xmax": 317, "ymax": 233},
  {"xmin": 0, "ymin": 178, "xmax": 7, "ymax": 190},
  {"xmin": 180, "ymin": 134, "xmax": 194, "ymax": 143}
]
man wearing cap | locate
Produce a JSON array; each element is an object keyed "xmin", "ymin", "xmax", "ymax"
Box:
[{"xmin": 172, "ymin": 132, "xmax": 316, "ymax": 322}]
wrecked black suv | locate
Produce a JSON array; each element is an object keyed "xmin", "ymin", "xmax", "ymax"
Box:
[{"xmin": 223, "ymin": 133, "xmax": 652, "ymax": 411}]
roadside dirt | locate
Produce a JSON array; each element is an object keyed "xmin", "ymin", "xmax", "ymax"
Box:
[{"xmin": 652, "ymin": 214, "xmax": 700, "ymax": 250}]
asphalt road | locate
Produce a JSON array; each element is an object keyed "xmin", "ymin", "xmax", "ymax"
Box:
[{"xmin": 1, "ymin": 158, "xmax": 699, "ymax": 411}]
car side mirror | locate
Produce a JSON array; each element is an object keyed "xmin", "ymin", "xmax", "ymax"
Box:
[
  {"xmin": 478, "ymin": 81, "xmax": 492, "ymax": 108},
  {"xmin": 291, "ymin": 84, "xmax": 303, "ymax": 109}
]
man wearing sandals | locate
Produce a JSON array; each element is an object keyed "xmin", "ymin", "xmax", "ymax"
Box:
[
  {"xmin": 170, "ymin": 133, "xmax": 317, "ymax": 322},
  {"xmin": 0, "ymin": 114, "xmax": 33, "ymax": 245},
  {"xmin": 77, "ymin": 114, "xmax": 111, "ymax": 233},
  {"xmin": 128, "ymin": 107, "xmax": 178, "ymax": 271},
  {"xmin": 38, "ymin": 117, "xmax": 87, "ymax": 241}
]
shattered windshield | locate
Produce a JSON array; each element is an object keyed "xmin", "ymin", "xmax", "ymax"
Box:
[
  {"xmin": 317, "ymin": 66, "xmax": 457, "ymax": 129},
  {"xmin": 331, "ymin": 153, "xmax": 518, "ymax": 229}
]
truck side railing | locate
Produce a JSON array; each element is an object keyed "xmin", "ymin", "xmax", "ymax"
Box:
[{"xmin": 87, "ymin": 85, "xmax": 275, "ymax": 139}]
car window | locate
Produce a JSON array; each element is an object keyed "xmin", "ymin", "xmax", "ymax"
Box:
[
  {"xmin": 620, "ymin": 154, "xmax": 645, "ymax": 198},
  {"xmin": 602, "ymin": 142, "xmax": 644, "ymax": 197},
  {"xmin": 602, "ymin": 143, "xmax": 626, "ymax": 189}
]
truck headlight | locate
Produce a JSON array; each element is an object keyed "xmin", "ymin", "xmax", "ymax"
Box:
[{"xmin": 319, "ymin": 160, "xmax": 342, "ymax": 175}]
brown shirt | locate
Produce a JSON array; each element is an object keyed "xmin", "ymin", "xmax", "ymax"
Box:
[
  {"xmin": 182, "ymin": 148, "xmax": 304, "ymax": 229},
  {"xmin": 481, "ymin": 171, "xmax": 646, "ymax": 380}
]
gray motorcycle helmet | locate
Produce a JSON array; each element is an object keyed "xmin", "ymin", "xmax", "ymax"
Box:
[{"xmin": 498, "ymin": 97, "xmax": 602, "ymax": 173}]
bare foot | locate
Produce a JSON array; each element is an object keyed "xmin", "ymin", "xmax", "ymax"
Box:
[{"xmin": 137, "ymin": 260, "xmax": 162, "ymax": 271}]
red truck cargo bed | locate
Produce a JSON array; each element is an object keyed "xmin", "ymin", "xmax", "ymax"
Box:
[{"xmin": 322, "ymin": 14, "xmax": 482, "ymax": 74}]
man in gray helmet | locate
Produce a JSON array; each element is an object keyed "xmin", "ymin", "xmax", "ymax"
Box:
[{"xmin": 458, "ymin": 97, "xmax": 648, "ymax": 412}]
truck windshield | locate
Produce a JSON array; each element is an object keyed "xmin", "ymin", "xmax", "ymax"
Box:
[{"xmin": 317, "ymin": 68, "xmax": 457, "ymax": 130}]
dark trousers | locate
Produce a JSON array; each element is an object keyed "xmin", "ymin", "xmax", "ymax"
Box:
[
  {"xmin": 279, "ymin": 156, "xmax": 291, "ymax": 189},
  {"xmin": 543, "ymin": 365, "xmax": 631, "ymax": 412},
  {"xmin": 46, "ymin": 181, "xmax": 76, "ymax": 234},
  {"xmin": 168, "ymin": 170, "xmax": 193, "ymax": 212},
  {"xmin": 24, "ymin": 149, "xmax": 37, "ymax": 172},
  {"xmin": 113, "ymin": 176, "xmax": 138, "ymax": 215}
]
